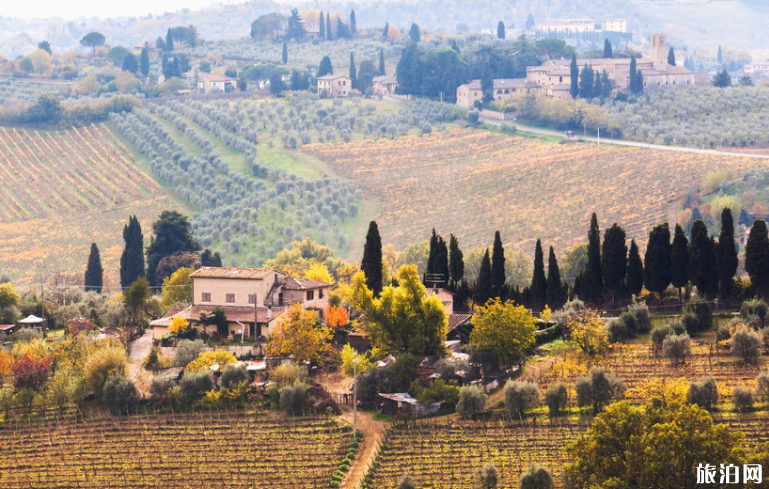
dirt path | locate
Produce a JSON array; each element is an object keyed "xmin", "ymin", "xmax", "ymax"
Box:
[
  {"xmin": 127, "ymin": 331, "xmax": 153, "ymax": 392},
  {"xmin": 338, "ymin": 410, "xmax": 388, "ymax": 489},
  {"xmin": 485, "ymin": 355, "xmax": 560, "ymax": 409}
]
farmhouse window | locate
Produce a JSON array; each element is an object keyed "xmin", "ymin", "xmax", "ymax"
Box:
[
  {"xmin": 202, "ymin": 293, "xmax": 211, "ymax": 302},
  {"xmin": 278, "ymin": 293, "xmax": 284, "ymax": 306},
  {"xmin": 319, "ymin": 289, "xmax": 324, "ymax": 299},
  {"xmin": 248, "ymin": 294, "xmax": 256, "ymax": 304},
  {"xmin": 226, "ymin": 293, "xmax": 235, "ymax": 303},
  {"xmin": 307, "ymin": 290, "xmax": 314, "ymax": 301}
]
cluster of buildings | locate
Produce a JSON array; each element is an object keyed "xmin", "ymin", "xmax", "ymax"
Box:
[
  {"xmin": 315, "ymin": 73, "xmax": 398, "ymax": 98},
  {"xmin": 535, "ymin": 18, "xmax": 628, "ymax": 36}
]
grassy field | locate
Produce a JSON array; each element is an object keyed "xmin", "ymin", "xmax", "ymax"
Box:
[
  {"xmin": 305, "ymin": 128, "xmax": 769, "ymax": 254},
  {"xmin": 0, "ymin": 124, "xmax": 185, "ymax": 284}
]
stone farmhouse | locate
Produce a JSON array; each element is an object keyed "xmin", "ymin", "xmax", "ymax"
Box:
[
  {"xmin": 185, "ymin": 73, "xmax": 237, "ymax": 93},
  {"xmin": 455, "ymin": 78, "xmax": 540, "ymax": 109},
  {"xmin": 317, "ymin": 74, "xmax": 351, "ymax": 97},
  {"xmin": 151, "ymin": 267, "xmax": 331, "ymax": 341},
  {"xmin": 372, "ymin": 74, "xmax": 398, "ymax": 96}
]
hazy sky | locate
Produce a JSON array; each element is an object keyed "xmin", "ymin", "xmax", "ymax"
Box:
[{"xmin": 6, "ymin": 0, "xmax": 230, "ymax": 20}]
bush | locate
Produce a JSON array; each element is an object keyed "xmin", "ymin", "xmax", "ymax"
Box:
[
  {"xmin": 575, "ymin": 367, "xmax": 625, "ymax": 414},
  {"xmin": 179, "ymin": 370, "xmax": 215, "ymax": 400},
  {"xmin": 279, "ymin": 380, "xmax": 307, "ymax": 415},
  {"xmin": 741, "ymin": 299, "xmax": 768, "ymax": 327},
  {"xmin": 357, "ymin": 367, "xmax": 388, "ymax": 403},
  {"xmin": 730, "ymin": 326, "xmax": 762, "ymax": 363},
  {"xmin": 150, "ymin": 376, "xmax": 176, "ymax": 399},
  {"xmin": 173, "ymin": 339, "xmax": 206, "ymax": 367},
  {"xmin": 433, "ymin": 357, "xmax": 471, "ymax": 379},
  {"xmin": 732, "ymin": 387, "xmax": 754, "ymax": 413},
  {"xmin": 662, "ymin": 333, "xmax": 692, "ymax": 364},
  {"xmin": 83, "ymin": 347, "xmax": 128, "ymax": 397},
  {"xmin": 544, "ymin": 382, "xmax": 568, "ymax": 417},
  {"xmin": 606, "ymin": 318, "xmax": 628, "ymax": 343},
  {"xmin": 504, "ymin": 380, "xmax": 540, "ymax": 418},
  {"xmin": 717, "ymin": 325, "xmax": 732, "ymax": 342},
  {"xmin": 102, "ymin": 375, "xmax": 139, "ymax": 413},
  {"xmin": 466, "ymin": 110, "xmax": 480, "ymax": 124},
  {"xmin": 519, "ymin": 463, "xmax": 555, "ymax": 489},
  {"xmin": 685, "ymin": 299, "xmax": 713, "ymax": 333},
  {"xmin": 477, "ymin": 462, "xmax": 498, "ymax": 489},
  {"xmin": 628, "ymin": 303, "xmax": 651, "ymax": 333},
  {"xmin": 397, "ymin": 474, "xmax": 417, "ymax": 489},
  {"xmin": 220, "ymin": 363, "xmax": 248, "ymax": 389},
  {"xmin": 272, "ymin": 363, "xmax": 302, "ymax": 385},
  {"xmin": 456, "ymin": 384, "xmax": 487, "ymax": 419},
  {"xmin": 651, "ymin": 323, "xmax": 674, "ymax": 347},
  {"xmin": 687, "ymin": 376, "xmax": 718, "ymax": 411},
  {"xmin": 185, "ymin": 350, "xmax": 237, "ymax": 372},
  {"xmin": 12, "ymin": 328, "xmax": 41, "ymax": 343},
  {"xmin": 757, "ymin": 371, "xmax": 769, "ymax": 404}
]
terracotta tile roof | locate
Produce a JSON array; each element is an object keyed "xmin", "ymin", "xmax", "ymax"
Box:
[
  {"xmin": 282, "ymin": 277, "xmax": 332, "ymax": 290},
  {"xmin": 448, "ymin": 313, "xmax": 473, "ymax": 332},
  {"xmin": 190, "ymin": 267, "xmax": 273, "ymax": 280}
]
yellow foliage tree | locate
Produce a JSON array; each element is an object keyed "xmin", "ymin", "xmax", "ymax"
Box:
[
  {"xmin": 185, "ymin": 350, "xmax": 237, "ymax": 372},
  {"xmin": 266, "ymin": 303, "xmax": 331, "ymax": 363},
  {"xmin": 169, "ymin": 316, "xmax": 190, "ymax": 334},
  {"xmin": 469, "ymin": 298, "xmax": 536, "ymax": 366},
  {"xmin": 161, "ymin": 267, "xmax": 194, "ymax": 310},
  {"xmin": 304, "ymin": 261, "xmax": 334, "ymax": 284},
  {"xmin": 568, "ymin": 308, "xmax": 610, "ymax": 356},
  {"xmin": 340, "ymin": 344, "xmax": 378, "ymax": 377},
  {"xmin": 0, "ymin": 283, "xmax": 20, "ymax": 309}
]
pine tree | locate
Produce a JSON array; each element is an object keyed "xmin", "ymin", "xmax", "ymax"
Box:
[
  {"xmin": 688, "ymin": 220, "xmax": 712, "ymax": 298},
  {"xmin": 326, "ymin": 13, "xmax": 332, "ymax": 41},
  {"xmin": 585, "ymin": 213, "xmax": 603, "ymax": 304},
  {"xmin": 361, "ymin": 221, "xmax": 383, "ymax": 297},
  {"xmin": 626, "ymin": 239, "xmax": 643, "ymax": 297},
  {"xmin": 603, "ymin": 39, "xmax": 613, "ymax": 58},
  {"xmin": 716, "ymin": 208, "xmax": 738, "ymax": 300},
  {"xmin": 482, "ymin": 63, "xmax": 494, "ymax": 103},
  {"xmin": 474, "ymin": 249, "xmax": 493, "ymax": 306},
  {"xmin": 448, "ymin": 234, "xmax": 464, "ymax": 286},
  {"xmin": 349, "ymin": 52, "xmax": 357, "ymax": 89},
  {"xmin": 601, "ymin": 224, "xmax": 627, "ymax": 306},
  {"xmin": 745, "ymin": 219, "xmax": 769, "ymax": 298},
  {"xmin": 409, "ymin": 23, "xmax": 421, "ymax": 43},
  {"xmin": 531, "ymin": 239, "xmax": 547, "ymax": 308},
  {"xmin": 667, "ymin": 47, "xmax": 676, "ymax": 66},
  {"xmin": 282, "ymin": 41, "xmax": 288, "ymax": 64},
  {"xmin": 497, "ymin": 21, "xmax": 505, "ymax": 39},
  {"xmin": 546, "ymin": 246, "xmax": 566, "ymax": 309},
  {"xmin": 166, "ymin": 28, "xmax": 174, "ymax": 52},
  {"xmin": 570, "ymin": 53, "xmax": 579, "ymax": 99},
  {"xmin": 286, "ymin": 8, "xmax": 307, "ymax": 39},
  {"xmin": 379, "ymin": 49, "xmax": 386, "ymax": 75},
  {"xmin": 491, "ymin": 231, "xmax": 506, "ymax": 298},
  {"xmin": 382, "ymin": 22, "xmax": 389, "ymax": 41},
  {"xmin": 120, "ymin": 215, "xmax": 145, "ymax": 288},
  {"xmin": 644, "ymin": 223, "xmax": 671, "ymax": 305},
  {"xmin": 319, "ymin": 11, "xmax": 325, "ymax": 39},
  {"xmin": 350, "ymin": 10, "xmax": 357, "ymax": 35},
  {"xmin": 629, "ymin": 56, "xmax": 637, "ymax": 93},
  {"xmin": 140, "ymin": 47, "xmax": 150, "ymax": 77},
  {"xmin": 670, "ymin": 224, "xmax": 689, "ymax": 301},
  {"xmin": 85, "ymin": 243, "xmax": 103, "ymax": 293}
]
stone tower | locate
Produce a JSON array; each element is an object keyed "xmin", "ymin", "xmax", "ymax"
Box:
[{"xmin": 650, "ymin": 33, "xmax": 667, "ymax": 71}]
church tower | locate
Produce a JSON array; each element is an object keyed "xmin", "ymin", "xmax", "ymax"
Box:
[{"xmin": 650, "ymin": 33, "xmax": 667, "ymax": 71}]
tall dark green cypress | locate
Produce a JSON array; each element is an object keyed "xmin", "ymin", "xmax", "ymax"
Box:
[
  {"xmin": 427, "ymin": 229, "xmax": 439, "ymax": 280},
  {"xmin": 120, "ymin": 215, "xmax": 145, "ymax": 288},
  {"xmin": 644, "ymin": 223, "xmax": 671, "ymax": 304},
  {"xmin": 530, "ymin": 239, "xmax": 547, "ymax": 307},
  {"xmin": 716, "ymin": 208, "xmax": 738, "ymax": 300},
  {"xmin": 282, "ymin": 40, "xmax": 288, "ymax": 64},
  {"xmin": 688, "ymin": 219, "xmax": 712, "ymax": 298},
  {"xmin": 166, "ymin": 28, "xmax": 174, "ymax": 52},
  {"xmin": 349, "ymin": 52, "xmax": 357, "ymax": 89},
  {"xmin": 670, "ymin": 224, "xmax": 689, "ymax": 301},
  {"xmin": 349, "ymin": 10, "xmax": 357, "ymax": 35},
  {"xmin": 629, "ymin": 56, "xmax": 637, "ymax": 93},
  {"xmin": 146, "ymin": 210, "xmax": 200, "ymax": 286},
  {"xmin": 708, "ymin": 237, "xmax": 719, "ymax": 298},
  {"xmin": 626, "ymin": 239, "xmax": 643, "ymax": 297},
  {"xmin": 603, "ymin": 39, "xmax": 613, "ymax": 58},
  {"xmin": 426, "ymin": 229, "xmax": 448, "ymax": 287},
  {"xmin": 326, "ymin": 13, "xmax": 332, "ymax": 41},
  {"xmin": 474, "ymin": 249, "xmax": 493, "ymax": 306},
  {"xmin": 361, "ymin": 221, "xmax": 383, "ymax": 297},
  {"xmin": 497, "ymin": 21, "xmax": 505, "ymax": 39},
  {"xmin": 745, "ymin": 219, "xmax": 769, "ymax": 298},
  {"xmin": 382, "ymin": 22, "xmax": 389, "ymax": 40},
  {"xmin": 585, "ymin": 213, "xmax": 603, "ymax": 304},
  {"xmin": 569, "ymin": 53, "xmax": 579, "ymax": 99},
  {"xmin": 490, "ymin": 231, "xmax": 506, "ymax": 298},
  {"xmin": 601, "ymin": 223, "xmax": 627, "ymax": 306},
  {"xmin": 379, "ymin": 49, "xmax": 386, "ymax": 75},
  {"xmin": 140, "ymin": 47, "xmax": 150, "ymax": 77},
  {"xmin": 319, "ymin": 11, "xmax": 325, "ymax": 39},
  {"xmin": 448, "ymin": 234, "xmax": 464, "ymax": 287},
  {"xmin": 481, "ymin": 63, "xmax": 494, "ymax": 103},
  {"xmin": 546, "ymin": 246, "xmax": 566, "ymax": 310},
  {"xmin": 85, "ymin": 243, "xmax": 103, "ymax": 292}
]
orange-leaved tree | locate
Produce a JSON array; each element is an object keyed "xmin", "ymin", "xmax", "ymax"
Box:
[
  {"xmin": 325, "ymin": 305, "xmax": 349, "ymax": 330},
  {"xmin": 266, "ymin": 303, "xmax": 332, "ymax": 363}
]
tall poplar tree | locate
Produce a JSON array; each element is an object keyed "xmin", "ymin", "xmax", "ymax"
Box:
[
  {"xmin": 601, "ymin": 224, "xmax": 627, "ymax": 306},
  {"xmin": 120, "ymin": 215, "xmax": 145, "ymax": 288},
  {"xmin": 474, "ymin": 249, "xmax": 493, "ymax": 306},
  {"xmin": 448, "ymin": 234, "xmax": 464, "ymax": 287},
  {"xmin": 670, "ymin": 224, "xmax": 689, "ymax": 302},
  {"xmin": 585, "ymin": 213, "xmax": 603, "ymax": 304},
  {"xmin": 530, "ymin": 240, "xmax": 547, "ymax": 308},
  {"xmin": 491, "ymin": 231, "xmax": 506, "ymax": 298},
  {"xmin": 716, "ymin": 208, "xmax": 738, "ymax": 300},
  {"xmin": 546, "ymin": 246, "xmax": 566, "ymax": 309},
  {"xmin": 644, "ymin": 223, "xmax": 671, "ymax": 304},
  {"xmin": 626, "ymin": 239, "xmax": 643, "ymax": 297},
  {"xmin": 361, "ymin": 221, "xmax": 383, "ymax": 297},
  {"xmin": 745, "ymin": 219, "xmax": 769, "ymax": 298},
  {"xmin": 688, "ymin": 220, "xmax": 712, "ymax": 298},
  {"xmin": 85, "ymin": 243, "xmax": 103, "ymax": 293}
]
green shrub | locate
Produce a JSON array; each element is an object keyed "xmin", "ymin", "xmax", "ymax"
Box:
[
  {"xmin": 279, "ymin": 380, "xmax": 307, "ymax": 415},
  {"xmin": 179, "ymin": 370, "xmax": 214, "ymax": 400},
  {"xmin": 733, "ymin": 387, "xmax": 754, "ymax": 412},
  {"xmin": 731, "ymin": 326, "xmax": 761, "ymax": 363},
  {"xmin": 504, "ymin": 380, "xmax": 540, "ymax": 418},
  {"xmin": 687, "ymin": 376, "xmax": 718, "ymax": 411},
  {"xmin": 662, "ymin": 333, "xmax": 692, "ymax": 364},
  {"xmin": 456, "ymin": 384, "xmax": 487, "ymax": 419},
  {"xmin": 544, "ymin": 382, "xmax": 568, "ymax": 417},
  {"xmin": 102, "ymin": 375, "xmax": 139, "ymax": 413},
  {"xmin": 519, "ymin": 463, "xmax": 555, "ymax": 489},
  {"xmin": 220, "ymin": 363, "xmax": 248, "ymax": 388}
]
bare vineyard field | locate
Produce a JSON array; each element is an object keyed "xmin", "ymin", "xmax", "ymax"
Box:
[
  {"xmin": 306, "ymin": 129, "xmax": 768, "ymax": 253},
  {"xmin": 0, "ymin": 409, "xmax": 350, "ymax": 489}
]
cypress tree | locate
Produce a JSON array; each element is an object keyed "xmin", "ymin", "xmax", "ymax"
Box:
[
  {"xmin": 531, "ymin": 239, "xmax": 547, "ymax": 308},
  {"xmin": 349, "ymin": 10, "xmax": 357, "ymax": 35},
  {"xmin": 579, "ymin": 64, "xmax": 594, "ymax": 99},
  {"xmin": 326, "ymin": 13, "xmax": 332, "ymax": 41},
  {"xmin": 626, "ymin": 239, "xmax": 643, "ymax": 297},
  {"xmin": 318, "ymin": 56, "xmax": 333, "ymax": 76},
  {"xmin": 670, "ymin": 224, "xmax": 689, "ymax": 301},
  {"xmin": 635, "ymin": 71, "xmax": 643, "ymax": 94},
  {"xmin": 688, "ymin": 219, "xmax": 712, "ymax": 298},
  {"xmin": 603, "ymin": 39, "xmax": 613, "ymax": 58},
  {"xmin": 140, "ymin": 47, "xmax": 150, "ymax": 77},
  {"xmin": 644, "ymin": 223, "xmax": 671, "ymax": 305},
  {"xmin": 491, "ymin": 231, "xmax": 506, "ymax": 298},
  {"xmin": 585, "ymin": 213, "xmax": 603, "ymax": 304},
  {"xmin": 379, "ymin": 49, "xmax": 386, "ymax": 75},
  {"xmin": 497, "ymin": 21, "xmax": 505, "ymax": 39},
  {"xmin": 451, "ymin": 39, "xmax": 460, "ymax": 52},
  {"xmin": 601, "ymin": 223, "xmax": 627, "ymax": 306},
  {"xmin": 593, "ymin": 70, "xmax": 602, "ymax": 99},
  {"xmin": 481, "ymin": 63, "xmax": 494, "ymax": 103},
  {"xmin": 546, "ymin": 246, "xmax": 566, "ymax": 310},
  {"xmin": 716, "ymin": 208, "xmax": 738, "ymax": 300},
  {"xmin": 427, "ymin": 229, "xmax": 439, "ymax": 280},
  {"xmin": 146, "ymin": 210, "xmax": 200, "ymax": 286},
  {"xmin": 361, "ymin": 221, "xmax": 383, "ymax": 297},
  {"xmin": 120, "ymin": 215, "xmax": 145, "ymax": 288},
  {"xmin": 629, "ymin": 56, "xmax": 637, "ymax": 93},
  {"xmin": 85, "ymin": 242, "xmax": 103, "ymax": 293},
  {"xmin": 570, "ymin": 53, "xmax": 579, "ymax": 99},
  {"xmin": 349, "ymin": 52, "xmax": 357, "ymax": 89},
  {"xmin": 383, "ymin": 22, "xmax": 389, "ymax": 41},
  {"xmin": 717, "ymin": 45, "xmax": 722, "ymax": 64},
  {"xmin": 474, "ymin": 249, "xmax": 493, "ymax": 306},
  {"xmin": 319, "ymin": 11, "xmax": 325, "ymax": 39},
  {"xmin": 166, "ymin": 28, "xmax": 174, "ymax": 52},
  {"xmin": 282, "ymin": 40, "xmax": 288, "ymax": 64},
  {"xmin": 408, "ymin": 23, "xmax": 421, "ymax": 43},
  {"xmin": 426, "ymin": 229, "xmax": 449, "ymax": 287},
  {"xmin": 448, "ymin": 234, "xmax": 464, "ymax": 287},
  {"xmin": 708, "ymin": 237, "xmax": 719, "ymax": 298},
  {"xmin": 667, "ymin": 47, "xmax": 676, "ymax": 66},
  {"xmin": 745, "ymin": 219, "xmax": 769, "ymax": 298}
]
